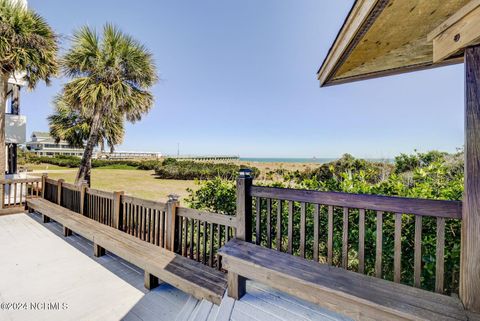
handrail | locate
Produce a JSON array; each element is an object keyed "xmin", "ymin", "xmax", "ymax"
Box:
[
  {"xmin": 62, "ymin": 181, "xmax": 80, "ymax": 191},
  {"xmin": 0, "ymin": 177, "xmax": 42, "ymax": 184},
  {"xmin": 86, "ymin": 187, "xmax": 114, "ymax": 200},
  {"xmin": 250, "ymin": 185, "xmax": 462, "ymax": 219},
  {"xmin": 122, "ymin": 195, "xmax": 167, "ymax": 212},
  {"xmin": 177, "ymin": 207, "xmax": 238, "ymax": 228}
]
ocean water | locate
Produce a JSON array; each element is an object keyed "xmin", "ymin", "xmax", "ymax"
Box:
[{"xmin": 240, "ymin": 157, "xmax": 393, "ymax": 164}]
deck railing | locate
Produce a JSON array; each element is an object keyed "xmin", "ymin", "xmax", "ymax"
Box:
[
  {"xmin": 35, "ymin": 174, "xmax": 463, "ymax": 294},
  {"xmin": 0, "ymin": 177, "xmax": 42, "ymax": 212},
  {"xmin": 245, "ymin": 183, "xmax": 462, "ymax": 294},
  {"xmin": 176, "ymin": 207, "xmax": 237, "ymax": 269},
  {"xmin": 41, "ymin": 176, "xmax": 237, "ymax": 270}
]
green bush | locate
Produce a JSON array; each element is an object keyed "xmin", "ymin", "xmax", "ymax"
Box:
[
  {"xmin": 186, "ymin": 150, "xmax": 463, "ymax": 294},
  {"xmin": 154, "ymin": 160, "xmax": 259, "ymax": 180}
]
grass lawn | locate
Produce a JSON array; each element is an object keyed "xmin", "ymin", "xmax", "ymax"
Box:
[{"xmin": 30, "ymin": 166, "xmax": 199, "ymax": 203}]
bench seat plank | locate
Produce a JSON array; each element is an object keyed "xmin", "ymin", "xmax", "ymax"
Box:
[
  {"xmin": 27, "ymin": 198, "xmax": 227, "ymax": 304},
  {"xmin": 219, "ymin": 239, "xmax": 467, "ymax": 321}
]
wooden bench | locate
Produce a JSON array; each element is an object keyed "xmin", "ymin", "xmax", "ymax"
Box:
[
  {"xmin": 27, "ymin": 198, "xmax": 227, "ymax": 305},
  {"xmin": 219, "ymin": 239, "xmax": 468, "ymax": 321}
]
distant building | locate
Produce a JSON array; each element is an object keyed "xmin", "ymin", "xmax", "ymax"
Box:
[
  {"xmin": 25, "ymin": 132, "xmax": 84, "ymax": 157},
  {"xmin": 97, "ymin": 151, "xmax": 162, "ymax": 160}
]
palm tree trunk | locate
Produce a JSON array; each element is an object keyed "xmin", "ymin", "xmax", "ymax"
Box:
[
  {"xmin": 75, "ymin": 105, "xmax": 104, "ymax": 186},
  {"xmin": 0, "ymin": 74, "xmax": 8, "ymax": 179}
]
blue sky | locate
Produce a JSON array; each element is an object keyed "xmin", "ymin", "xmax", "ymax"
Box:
[{"xmin": 24, "ymin": 0, "xmax": 464, "ymax": 158}]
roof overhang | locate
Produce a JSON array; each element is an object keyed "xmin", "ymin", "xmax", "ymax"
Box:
[{"xmin": 317, "ymin": 0, "xmax": 472, "ymax": 87}]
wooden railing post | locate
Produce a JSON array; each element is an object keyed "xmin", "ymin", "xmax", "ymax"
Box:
[
  {"xmin": 165, "ymin": 194, "xmax": 180, "ymax": 252},
  {"xmin": 79, "ymin": 182, "xmax": 88, "ymax": 216},
  {"xmin": 41, "ymin": 174, "xmax": 47, "ymax": 199},
  {"xmin": 57, "ymin": 179, "xmax": 64, "ymax": 206},
  {"xmin": 236, "ymin": 169, "xmax": 253, "ymax": 242},
  {"xmin": 113, "ymin": 191, "xmax": 124, "ymax": 230},
  {"xmin": 228, "ymin": 169, "xmax": 253, "ymax": 300}
]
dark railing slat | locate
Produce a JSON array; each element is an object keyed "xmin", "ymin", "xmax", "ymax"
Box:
[
  {"xmin": 255, "ymin": 197, "xmax": 261, "ymax": 245},
  {"xmin": 190, "ymin": 218, "xmax": 194, "ymax": 258},
  {"xmin": 376, "ymin": 211, "xmax": 383, "ymax": 278},
  {"xmin": 327, "ymin": 205, "xmax": 333, "ymax": 265},
  {"xmin": 394, "ymin": 213, "xmax": 402, "ymax": 283},
  {"xmin": 288, "ymin": 201, "xmax": 294, "ymax": 254},
  {"xmin": 436, "ymin": 217, "xmax": 445, "ymax": 293},
  {"xmin": 196, "ymin": 219, "xmax": 201, "ymax": 262},
  {"xmin": 314, "ymin": 204, "xmax": 320, "ymax": 262},
  {"xmin": 266, "ymin": 198, "xmax": 272, "ymax": 249},
  {"xmin": 209, "ymin": 223, "xmax": 214, "ymax": 267},
  {"xmin": 276, "ymin": 200, "xmax": 282, "ymax": 251},
  {"xmin": 202, "ymin": 221, "xmax": 207, "ymax": 265},
  {"xmin": 342, "ymin": 207, "xmax": 349, "ymax": 269},
  {"xmin": 414, "ymin": 215, "xmax": 422, "ymax": 288},
  {"xmin": 300, "ymin": 202, "xmax": 306, "ymax": 258},
  {"xmin": 358, "ymin": 209, "xmax": 365, "ymax": 274}
]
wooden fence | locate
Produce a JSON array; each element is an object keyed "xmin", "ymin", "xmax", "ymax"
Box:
[
  {"xmin": 35, "ymin": 173, "xmax": 463, "ymax": 293},
  {"xmin": 0, "ymin": 177, "xmax": 42, "ymax": 214},
  {"xmin": 43, "ymin": 176, "xmax": 236, "ymax": 270},
  {"xmin": 241, "ymin": 180, "xmax": 462, "ymax": 294}
]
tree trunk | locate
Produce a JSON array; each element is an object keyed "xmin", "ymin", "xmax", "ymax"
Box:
[
  {"xmin": 0, "ymin": 74, "xmax": 8, "ymax": 179},
  {"xmin": 75, "ymin": 105, "xmax": 104, "ymax": 186}
]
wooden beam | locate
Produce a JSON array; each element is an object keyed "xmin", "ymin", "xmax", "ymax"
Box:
[
  {"xmin": 430, "ymin": 1, "xmax": 480, "ymax": 62},
  {"xmin": 317, "ymin": 0, "xmax": 380, "ymax": 86},
  {"xmin": 461, "ymin": 45, "xmax": 480, "ymax": 313}
]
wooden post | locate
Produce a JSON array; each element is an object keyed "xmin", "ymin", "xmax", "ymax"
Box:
[
  {"xmin": 236, "ymin": 169, "xmax": 253, "ymax": 242},
  {"xmin": 93, "ymin": 243, "xmax": 105, "ymax": 257},
  {"xmin": 144, "ymin": 271, "xmax": 160, "ymax": 290},
  {"xmin": 112, "ymin": 191, "xmax": 124, "ymax": 230},
  {"xmin": 57, "ymin": 179, "xmax": 64, "ymax": 206},
  {"xmin": 63, "ymin": 226, "xmax": 72, "ymax": 237},
  {"xmin": 461, "ymin": 45, "xmax": 480, "ymax": 312},
  {"xmin": 79, "ymin": 182, "xmax": 88, "ymax": 216},
  {"xmin": 165, "ymin": 194, "xmax": 180, "ymax": 252},
  {"xmin": 228, "ymin": 169, "xmax": 253, "ymax": 300},
  {"xmin": 41, "ymin": 174, "xmax": 47, "ymax": 199}
]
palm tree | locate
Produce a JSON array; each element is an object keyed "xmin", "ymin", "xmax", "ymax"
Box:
[
  {"xmin": 0, "ymin": 0, "xmax": 58, "ymax": 176},
  {"xmin": 49, "ymin": 96, "xmax": 124, "ymax": 151},
  {"xmin": 60, "ymin": 24, "xmax": 157, "ymax": 185}
]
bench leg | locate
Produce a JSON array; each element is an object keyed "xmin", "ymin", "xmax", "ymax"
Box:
[
  {"xmin": 144, "ymin": 271, "xmax": 160, "ymax": 290},
  {"xmin": 63, "ymin": 226, "xmax": 72, "ymax": 237},
  {"xmin": 93, "ymin": 243, "xmax": 105, "ymax": 257},
  {"xmin": 42, "ymin": 214, "xmax": 50, "ymax": 223},
  {"xmin": 227, "ymin": 272, "xmax": 246, "ymax": 300}
]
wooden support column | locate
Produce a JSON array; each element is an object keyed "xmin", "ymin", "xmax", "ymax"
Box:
[
  {"xmin": 42, "ymin": 214, "xmax": 50, "ymax": 223},
  {"xmin": 93, "ymin": 243, "xmax": 105, "ymax": 257},
  {"xmin": 461, "ymin": 45, "xmax": 480, "ymax": 313},
  {"xmin": 228, "ymin": 169, "xmax": 253, "ymax": 300},
  {"xmin": 165, "ymin": 195, "xmax": 180, "ymax": 252},
  {"xmin": 144, "ymin": 271, "xmax": 160, "ymax": 290}
]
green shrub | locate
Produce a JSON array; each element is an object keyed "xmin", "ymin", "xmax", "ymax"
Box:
[
  {"xmin": 186, "ymin": 150, "xmax": 463, "ymax": 294},
  {"xmin": 154, "ymin": 160, "xmax": 259, "ymax": 180}
]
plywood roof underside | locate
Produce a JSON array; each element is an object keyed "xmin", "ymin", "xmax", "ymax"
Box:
[{"xmin": 318, "ymin": 0, "xmax": 469, "ymax": 86}]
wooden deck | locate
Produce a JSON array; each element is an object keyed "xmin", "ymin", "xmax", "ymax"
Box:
[
  {"xmin": 0, "ymin": 213, "xmax": 347, "ymax": 321},
  {"xmin": 27, "ymin": 198, "xmax": 227, "ymax": 304}
]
